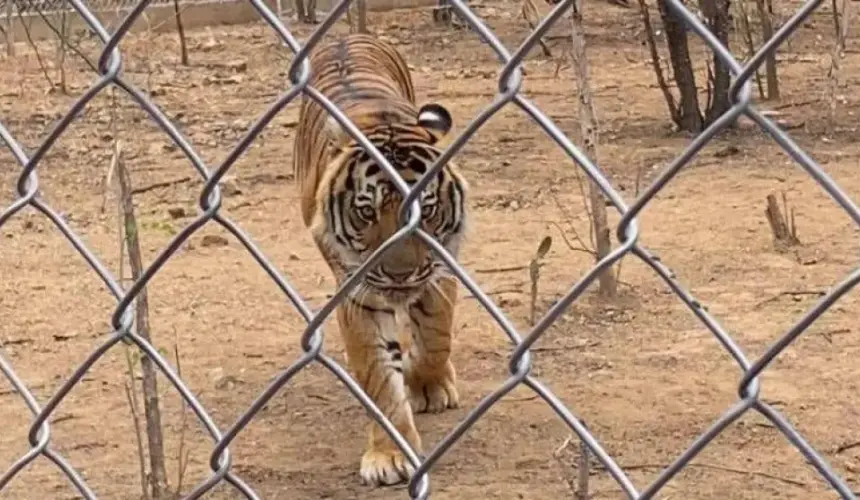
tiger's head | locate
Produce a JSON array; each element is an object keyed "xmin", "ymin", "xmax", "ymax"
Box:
[{"xmin": 311, "ymin": 103, "xmax": 468, "ymax": 306}]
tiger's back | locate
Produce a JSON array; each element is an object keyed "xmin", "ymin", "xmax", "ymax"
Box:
[{"xmin": 293, "ymin": 34, "xmax": 419, "ymax": 226}]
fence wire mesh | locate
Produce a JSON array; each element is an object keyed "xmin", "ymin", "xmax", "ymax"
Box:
[{"xmin": 0, "ymin": 0, "xmax": 858, "ymax": 497}]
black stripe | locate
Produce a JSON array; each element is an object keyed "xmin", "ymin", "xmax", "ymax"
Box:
[
  {"xmin": 438, "ymin": 179, "xmax": 459, "ymax": 235},
  {"xmin": 327, "ymin": 176, "xmax": 348, "ymax": 247},
  {"xmin": 333, "ymin": 191, "xmax": 349, "ymax": 247},
  {"xmin": 346, "ymin": 297, "xmax": 395, "ymax": 314},
  {"xmin": 410, "ymin": 299, "xmax": 432, "ymax": 317}
]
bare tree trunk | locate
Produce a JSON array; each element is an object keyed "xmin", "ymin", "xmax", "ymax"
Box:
[
  {"xmin": 657, "ymin": 0, "xmax": 703, "ymax": 132},
  {"xmin": 56, "ymin": 11, "xmax": 68, "ymax": 94},
  {"xmin": 307, "ymin": 0, "xmax": 317, "ymax": 23},
  {"xmin": 570, "ymin": 0, "xmax": 617, "ymax": 300},
  {"xmin": 831, "ymin": 0, "xmax": 842, "ymax": 50},
  {"xmin": 755, "ymin": 0, "xmax": 779, "ymax": 99},
  {"xmin": 827, "ymin": 0, "xmax": 850, "ymax": 132},
  {"xmin": 112, "ymin": 90, "xmax": 170, "ymax": 500},
  {"xmin": 294, "ymin": 0, "xmax": 307, "ymax": 22},
  {"xmin": 638, "ymin": 0, "xmax": 680, "ymax": 124},
  {"xmin": 4, "ymin": 0, "xmax": 15, "ymax": 57},
  {"xmin": 172, "ymin": 0, "xmax": 188, "ymax": 65},
  {"xmin": 357, "ymin": 0, "xmax": 367, "ymax": 33},
  {"xmin": 119, "ymin": 159, "xmax": 170, "ymax": 500},
  {"xmin": 701, "ymin": 0, "xmax": 732, "ymax": 123},
  {"xmin": 735, "ymin": 0, "xmax": 766, "ymax": 99}
]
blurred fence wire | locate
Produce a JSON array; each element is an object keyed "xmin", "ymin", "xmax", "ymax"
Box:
[{"xmin": 1, "ymin": 0, "xmax": 859, "ymax": 498}]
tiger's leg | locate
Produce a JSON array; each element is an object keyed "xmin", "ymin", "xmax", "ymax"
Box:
[
  {"xmin": 404, "ymin": 276, "xmax": 460, "ymax": 414},
  {"xmin": 337, "ymin": 302, "xmax": 423, "ymax": 486}
]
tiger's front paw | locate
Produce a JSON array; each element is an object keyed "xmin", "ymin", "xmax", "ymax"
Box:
[
  {"xmin": 360, "ymin": 448, "xmax": 415, "ymax": 486},
  {"xmin": 406, "ymin": 369, "xmax": 459, "ymax": 414}
]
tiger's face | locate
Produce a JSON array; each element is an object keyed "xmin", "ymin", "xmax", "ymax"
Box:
[{"xmin": 311, "ymin": 103, "xmax": 467, "ymax": 305}]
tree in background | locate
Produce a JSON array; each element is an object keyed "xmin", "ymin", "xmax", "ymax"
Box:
[{"xmin": 640, "ymin": 0, "xmax": 739, "ymax": 132}]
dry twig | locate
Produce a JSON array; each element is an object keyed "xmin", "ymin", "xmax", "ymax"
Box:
[
  {"xmin": 835, "ymin": 440, "xmax": 860, "ymax": 454},
  {"xmin": 110, "ymin": 84, "xmax": 170, "ymax": 498},
  {"xmin": 596, "ymin": 462, "xmax": 808, "ymax": 488},
  {"xmin": 174, "ymin": 342, "xmax": 190, "ymax": 496},
  {"xmin": 569, "ymin": 0, "xmax": 616, "ymax": 299},
  {"xmin": 132, "ymin": 176, "xmax": 193, "ymax": 195},
  {"xmin": 529, "ymin": 236, "xmax": 553, "ymax": 325},
  {"xmin": 826, "ymin": 0, "xmax": 851, "ymax": 131},
  {"xmin": 638, "ymin": 0, "xmax": 680, "ymax": 124},
  {"xmin": 764, "ymin": 192, "xmax": 800, "ymax": 250},
  {"xmin": 753, "ymin": 289, "xmax": 825, "ymax": 309},
  {"xmin": 124, "ymin": 377, "xmax": 150, "ymax": 500},
  {"xmin": 755, "ymin": 0, "xmax": 780, "ymax": 99},
  {"xmin": 17, "ymin": 9, "xmax": 54, "ymax": 89},
  {"xmin": 172, "ymin": 0, "xmax": 189, "ymax": 64}
]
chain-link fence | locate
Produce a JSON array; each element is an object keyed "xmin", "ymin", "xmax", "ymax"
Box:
[{"xmin": 1, "ymin": 0, "xmax": 858, "ymax": 497}]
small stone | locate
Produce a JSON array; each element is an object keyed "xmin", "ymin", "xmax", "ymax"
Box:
[
  {"xmin": 227, "ymin": 59, "xmax": 248, "ymax": 72},
  {"xmin": 215, "ymin": 374, "xmax": 239, "ymax": 390},
  {"xmin": 201, "ymin": 234, "xmax": 229, "ymax": 247},
  {"xmin": 167, "ymin": 207, "xmax": 187, "ymax": 219},
  {"xmin": 220, "ymin": 178, "xmax": 242, "ymax": 197},
  {"xmin": 714, "ymin": 145, "xmax": 740, "ymax": 158}
]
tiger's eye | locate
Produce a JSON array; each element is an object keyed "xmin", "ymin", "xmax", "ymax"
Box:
[
  {"xmin": 357, "ymin": 206, "xmax": 376, "ymax": 221},
  {"xmin": 421, "ymin": 204, "xmax": 435, "ymax": 219}
]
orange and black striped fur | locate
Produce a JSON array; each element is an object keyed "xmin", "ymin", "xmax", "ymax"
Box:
[{"xmin": 292, "ymin": 34, "xmax": 468, "ymax": 487}]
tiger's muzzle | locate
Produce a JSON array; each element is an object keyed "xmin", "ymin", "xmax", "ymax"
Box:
[{"xmin": 363, "ymin": 261, "xmax": 435, "ymax": 303}]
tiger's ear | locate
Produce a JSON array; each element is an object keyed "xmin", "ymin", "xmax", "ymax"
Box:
[
  {"xmin": 324, "ymin": 114, "xmax": 351, "ymax": 150},
  {"xmin": 417, "ymin": 103, "xmax": 452, "ymax": 143}
]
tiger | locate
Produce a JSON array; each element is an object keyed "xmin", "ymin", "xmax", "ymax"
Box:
[{"xmin": 292, "ymin": 34, "xmax": 469, "ymax": 487}]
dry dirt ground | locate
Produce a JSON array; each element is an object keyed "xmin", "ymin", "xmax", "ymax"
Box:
[{"xmin": 2, "ymin": 0, "xmax": 860, "ymax": 498}]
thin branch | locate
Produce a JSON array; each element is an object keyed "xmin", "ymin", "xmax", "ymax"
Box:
[
  {"xmin": 174, "ymin": 341, "xmax": 190, "ymax": 496},
  {"xmin": 113, "ymin": 86, "xmax": 169, "ymax": 498},
  {"xmin": 131, "ymin": 176, "xmax": 193, "ymax": 195},
  {"xmin": 3, "ymin": 0, "xmax": 15, "ymax": 57},
  {"xmin": 596, "ymin": 462, "xmax": 808, "ymax": 488},
  {"xmin": 17, "ymin": 8, "xmax": 54, "ymax": 89},
  {"xmin": 548, "ymin": 221, "xmax": 596, "ymax": 256},
  {"xmin": 172, "ymin": 0, "xmax": 189, "ymax": 65},
  {"xmin": 474, "ymin": 264, "xmax": 530, "ymax": 274},
  {"xmin": 124, "ymin": 360, "xmax": 150, "ymax": 500},
  {"xmin": 550, "ymin": 193, "xmax": 596, "ymax": 255},
  {"xmin": 753, "ymin": 289, "xmax": 825, "ymax": 309},
  {"xmin": 638, "ymin": 0, "xmax": 680, "ymax": 124},
  {"xmin": 34, "ymin": 6, "xmax": 98, "ymax": 72},
  {"xmin": 835, "ymin": 441, "xmax": 860, "ymax": 454},
  {"xmin": 735, "ymin": 0, "xmax": 766, "ymax": 99},
  {"xmin": 576, "ymin": 430, "xmax": 589, "ymax": 500}
]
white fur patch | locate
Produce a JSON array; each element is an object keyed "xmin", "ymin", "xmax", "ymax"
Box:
[
  {"xmin": 418, "ymin": 110, "xmax": 444, "ymax": 126},
  {"xmin": 324, "ymin": 115, "xmax": 345, "ymax": 144}
]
